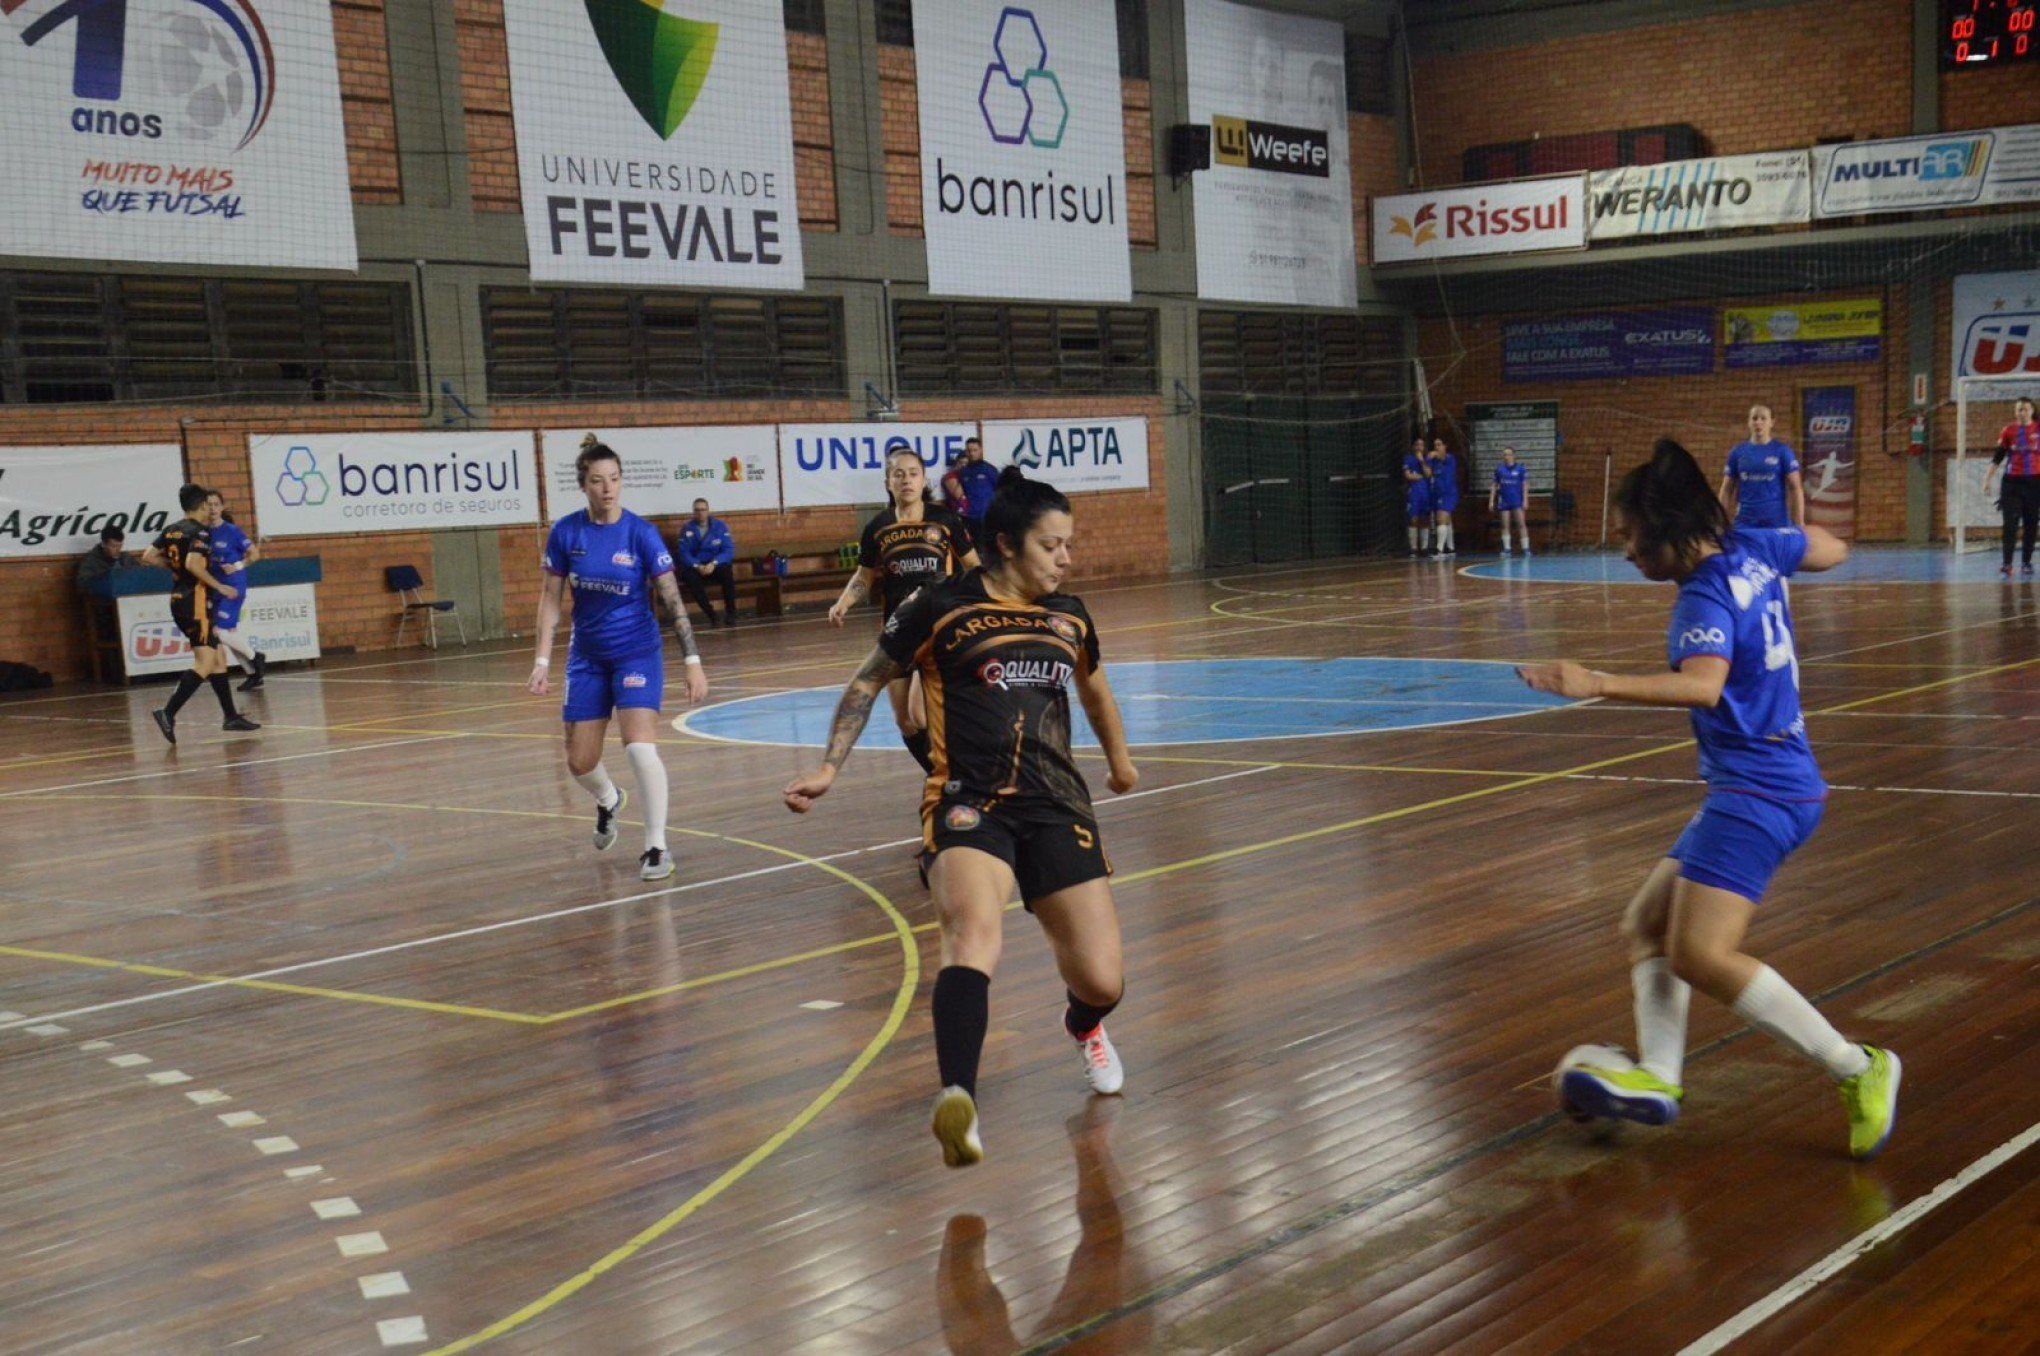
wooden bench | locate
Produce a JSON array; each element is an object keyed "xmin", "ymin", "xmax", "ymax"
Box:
[{"xmin": 738, "ymin": 542, "xmax": 856, "ymax": 617}]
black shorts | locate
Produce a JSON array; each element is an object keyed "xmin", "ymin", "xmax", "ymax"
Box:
[
  {"xmin": 925, "ymin": 795, "xmax": 1110, "ymax": 904},
  {"xmin": 170, "ymin": 595, "xmax": 212, "ymax": 649}
]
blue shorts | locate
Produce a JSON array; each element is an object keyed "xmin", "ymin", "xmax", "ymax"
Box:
[
  {"xmin": 1670, "ymin": 791, "xmax": 1824, "ymax": 902},
  {"xmin": 1736, "ymin": 507, "xmax": 1790, "ymax": 529},
  {"xmin": 1407, "ymin": 489, "xmax": 1432, "ymax": 518},
  {"xmin": 562, "ymin": 646, "xmax": 664, "ymax": 724},
  {"xmin": 1434, "ymin": 492, "xmax": 1460, "ymax": 513},
  {"xmin": 1497, "ymin": 495, "xmax": 1525, "ymax": 513},
  {"xmin": 212, "ymin": 596, "xmax": 244, "ymax": 632}
]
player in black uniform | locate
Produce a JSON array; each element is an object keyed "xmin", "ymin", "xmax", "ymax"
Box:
[
  {"xmin": 787, "ymin": 466, "xmax": 1140, "ymax": 1168},
  {"xmin": 140, "ymin": 483, "xmax": 259, "ymax": 743}
]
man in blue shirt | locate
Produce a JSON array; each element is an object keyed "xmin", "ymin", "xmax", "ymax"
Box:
[
  {"xmin": 949, "ymin": 437, "xmax": 1001, "ymax": 555},
  {"xmin": 675, "ymin": 497, "xmax": 738, "ymax": 627},
  {"xmin": 1719, "ymin": 403, "xmax": 1803, "ymax": 529}
]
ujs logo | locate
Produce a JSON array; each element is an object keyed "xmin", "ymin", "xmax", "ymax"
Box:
[
  {"xmin": 5, "ymin": 0, "xmax": 276, "ymax": 148},
  {"xmin": 1960, "ymin": 314, "xmax": 2040, "ymax": 377},
  {"xmin": 584, "ymin": 0, "xmax": 718, "ymax": 139}
]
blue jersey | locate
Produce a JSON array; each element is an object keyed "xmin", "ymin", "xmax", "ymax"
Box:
[
  {"xmin": 543, "ymin": 509, "xmax": 673, "ymax": 662},
  {"xmin": 1725, "ymin": 440, "xmax": 1800, "ymax": 527},
  {"xmin": 1432, "ymin": 454, "xmax": 1460, "ymax": 505},
  {"xmin": 1667, "ymin": 527, "xmax": 1824, "ymax": 802},
  {"xmin": 952, "ymin": 458, "xmax": 999, "ymax": 520},
  {"xmin": 1493, "ymin": 463, "xmax": 1529, "ymax": 510},
  {"xmin": 210, "ymin": 521, "xmax": 252, "ymax": 573}
]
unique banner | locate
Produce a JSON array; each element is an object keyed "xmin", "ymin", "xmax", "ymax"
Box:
[
  {"xmin": 1723, "ymin": 299, "xmax": 1882, "ymax": 369},
  {"xmin": 1467, "ymin": 402, "xmax": 1559, "ymax": 495},
  {"xmin": 0, "ymin": 443, "xmax": 184, "ymax": 559},
  {"xmin": 1812, "ymin": 124, "xmax": 2040, "ymax": 218},
  {"xmin": 1373, "ymin": 177, "xmax": 1585, "ymax": 264},
  {"xmin": 914, "ymin": 0, "xmax": 1129, "ymax": 302},
  {"xmin": 1801, "ymin": 386, "xmax": 1858, "ymax": 539},
  {"xmin": 1951, "ymin": 271, "xmax": 2040, "ymax": 386},
  {"xmin": 1184, "ymin": 0, "xmax": 1356, "ymax": 307},
  {"xmin": 248, "ymin": 432, "xmax": 540, "ymax": 537},
  {"xmin": 117, "ymin": 582, "xmax": 320, "ymax": 677},
  {"xmin": 1586, "ymin": 152, "xmax": 1811, "ymax": 240},
  {"xmin": 541, "ymin": 426, "xmax": 779, "ymax": 521},
  {"xmin": 778, "ymin": 423, "xmax": 979, "ymax": 509},
  {"xmin": 979, "ymin": 418, "xmax": 1149, "ymax": 492},
  {"xmin": 1502, "ymin": 310, "xmax": 1714, "ymax": 383},
  {"xmin": 502, "ymin": 0, "xmax": 805, "ymax": 289},
  {"xmin": 0, "ymin": 0, "xmax": 357, "ymax": 269}
]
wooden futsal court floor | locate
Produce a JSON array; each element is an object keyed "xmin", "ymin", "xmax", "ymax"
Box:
[{"xmin": 1, "ymin": 554, "xmax": 2035, "ymax": 1355}]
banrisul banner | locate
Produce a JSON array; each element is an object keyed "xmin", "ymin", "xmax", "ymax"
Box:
[
  {"xmin": 779, "ymin": 423, "xmax": 977, "ymax": 509},
  {"xmin": 1951, "ymin": 271, "xmax": 2040, "ymax": 385},
  {"xmin": 0, "ymin": 0, "xmax": 357, "ymax": 269},
  {"xmin": 1812, "ymin": 125, "xmax": 2040, "ymax": 218},
  {"xmin": 502, "ymin": 0, "xmax": 805, "ymax": 290},
  {"xmin": 1184, "ymin": 0, "xmax": 1356, "ymax": 307},
  {"xmin": 1503, "ymin": 310, "xmax": 1715, "ymax": 383},
  {"xmin": 980, "ymin": 418, "xmax": 1149, "ymax": 492},
  {"xmin": 1587, "ymin": 153, "xmax": 1810, "ymax": 240},
  {"xmin": 541, "ymin": 425, "xmax": 779, "ymax": 520},
  {"xmin": 1801, "ymin": 386, "xmax": 1857, "ymax": 539},
  {"xmin": 248, "ymin": 432, "xmax": 540, "ymax": 536},
  {"xmin": 1723, "ymin": 299, "xmax": 1881, "ymax": 369},
  {"xmin": 0, "ymin": 443, "xmax": 183, "ymax": 558},
  {"xmin": 1373, "ymin": 177, "xmax": 1585, "ymax": 264},
  {"xmin": 914, "ymin": 0, "xmax": 1129, "ymax": 302}
]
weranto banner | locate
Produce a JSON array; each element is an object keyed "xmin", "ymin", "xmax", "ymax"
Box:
[
  {"xmin": 914, "ymin": 0, "xmax": 1130, "ymax": 302},
  {"xmin": 541, "ymin": 426, "xmax": 780, "ymax": 521},
  {"xmin": 0, "ymin": 0, "xmax": 357, "ymax": 269},
  {"xmin": 777, "ymin": 423, "xmax": 979, "ymax": 510},
  {"xmin": 502, "ymin": 0, "xmax": 805, "ymax": 290},
  {"xmin": 0, "ymin": 443, "xmax": 184, "ymax": 559},
  {"xmin": 1184, "ymin": 0, "xmax": 1356, "ymax": 307},
  {"xmin": 1812, "ymin": 124, "xmax": 2040, "ymax": 218},
  {"xmin": 1586, "ymin": 152, "xmax": 1811, "ymax": 240},
  {"xmin": 1373, "ymin": 176, "xmax": 1585, "ymax": 264},
  {"xmin": 979, "ymin": 418, "xmax": 1149, "ymax": 492},
  {"xmin": 248, "ymin": 432, "xmax": 540, "ymax": 536}
]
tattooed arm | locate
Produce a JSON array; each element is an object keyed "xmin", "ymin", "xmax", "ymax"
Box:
[
  {"xmin": 653, "ymin": 570, "xmax": 710, "ymax": 704},
  {"xmin": 783, "ymin": 645, "xmax": 905, "ymax": 812},
  {"xmin": 828, "ymin": 567, "xmax": 875, "ymax": 627}
]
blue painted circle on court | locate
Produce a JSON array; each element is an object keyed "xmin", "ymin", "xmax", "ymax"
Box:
[
  {"xmin": 1460, "ymin": 547, "xmax": 2010, "ymax": 586},
  {"xmin": 681, "ymin": 657, "xmax": 1583, "ymax": 750}
]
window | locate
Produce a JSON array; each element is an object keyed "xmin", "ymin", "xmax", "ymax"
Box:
[
  {"xmin": 1345, "ymin": 33, "xmax": 1393, "ymax": 115},
  {"xmin": 482, "ymin": 289, "xmax": 845, "ymax": 401},
  {"xmin": 783, "ymin": 0, "xmax": 825, "ymax": 36},
  {"xmin": 1199, "ymin": 311, "xmax": 1403, "ymax": 396},
  {"xmin": 876, "ymin": 0, "xmax": 913, "ymax": 46},
  {"xmin": 893, "ymin": 302, "xmax": 1158, "ymax": 395},
  {"xmin": 1117, "ymin": 0, "xmax": 1149, "ymax": 80}
]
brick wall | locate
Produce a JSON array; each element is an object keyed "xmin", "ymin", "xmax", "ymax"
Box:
[
  {"xmin": 1941, "ymin": 60, "xmax": 2040, "ymax": 132},
  {"xmin": 336, "ymin": 0, "xmax": 400, "ymax": 205},
  {"xmin": 1352, "ymin": 113, "xmax": 1399, "ymax": 265}
]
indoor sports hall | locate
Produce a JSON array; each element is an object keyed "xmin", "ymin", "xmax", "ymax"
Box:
[{"xmin": 1, "ymin": 1, "xmax": 2036, "ymax": 1353}]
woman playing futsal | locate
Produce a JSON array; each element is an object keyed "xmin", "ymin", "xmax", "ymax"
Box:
[
  {"xmin": 1985, "ymin": 395, "xmax": 2039, "ymax": 577},
  {"xmin": 529, "ymin": 436, "xmax": 710, "ymax": 881},
  {"xmin": 1518, "ymin": 438, "xmax": 1900, "ymax": 1160},
  {"xmin": 1429, "ymin": 437, "xmax": 1462, "ymax": 556},
  {"xmin": 1403, "ymin": 435, "xmax": 1434, "ymax": 557},
  {"xmin": 1490, "ymin": 446, "xmax": 1531, "ymax": 556},
  {"xmin": 786, "ymin": 466, "xmax": 1140, "ymax": 1168}
]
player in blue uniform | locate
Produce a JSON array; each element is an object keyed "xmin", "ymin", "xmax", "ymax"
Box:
[
  {"xmin": 1719, "ymin": 403, "xmax": 1804, "ymax": 529},
  {"xmin": 204, "ymin": 492, "xmax": 266, "ymax": 691},
  {"xmin": 1489, "ymin": 446, "xmax": 1531, "ymax": 556},
  {"xmin": 529, "ymin": 436, "xmax": 711, "ymax": 881},
  {"xmin": 1403, "ymin": 437, "xmax": 1434, "ymax": 557},
  {"xmin": 1519, "ymin": 438, "xmax": 1899, "ymax": 1161},
  {"xmin": 1428, "ymin": 437, "xmax": 1461, "ymax": 556}
]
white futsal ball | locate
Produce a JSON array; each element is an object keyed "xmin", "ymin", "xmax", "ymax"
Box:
[{"xmin": 153, "ymin": 10, "xmax": 249, "ymax": 142}]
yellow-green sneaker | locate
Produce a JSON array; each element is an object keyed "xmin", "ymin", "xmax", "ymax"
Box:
[
  {"xmin": 1561, "ymin": 1064, "xmax": 1684, "ymax": 1126},
  {"xmin": 932, "ymin": 1086, "xmax": 984, "ymax": 1168},
  {"xmin": 1839, "ymin": 1046, "xmax": 1900, "ymax": 1161}
]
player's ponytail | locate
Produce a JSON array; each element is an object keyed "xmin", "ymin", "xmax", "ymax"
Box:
[
  {"xmin": 575, "ymin": 433, "xmax": 621, "ymax": 486},
  {"xmin": 981, "ymin": 465, "xmax": 1071, "ymax": 565},
  {"xmin": 1614, "ymin": 438, "xmax": 1727, "ymax": 569}
]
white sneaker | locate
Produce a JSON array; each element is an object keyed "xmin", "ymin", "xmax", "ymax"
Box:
[
  {"xmin": 1073, "ymin": 1023, "xmax": 1124, "ymax": 1095},
  {"xmin": 593, "ymin": 788, "xmax": 626, "ymax": 851},
  {"xmin": 639, "ymin": 847, "xmax": 674, "ymax": 881},
  {"xmin": 932, "ymin": 1086, "xmax": 984, "ymax": 1167}
]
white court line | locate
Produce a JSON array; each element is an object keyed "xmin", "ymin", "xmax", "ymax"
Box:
[
  {"xmin": 1678, "ymin": 1120, "xmax": 2040, "ymax": 1355},
  {"xmin": 2, "ymin": 765, "xmax": 1274, "ymax": 1030},
  {"xmin": 0, "ymin": 734, "xmax": 467, "ymax": 801}
]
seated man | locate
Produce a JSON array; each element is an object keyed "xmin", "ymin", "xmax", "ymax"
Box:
[
  {"xmin": 675, "ymin": 497, "xmax": 738, "ymax": 627},
  {"xmin": 76, "ymin": 525, "xmax": 134, "ymax": 593}
]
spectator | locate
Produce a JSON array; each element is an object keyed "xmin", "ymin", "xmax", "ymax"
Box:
[
  {"xmin": 949, "ymin": 437, "xmax": 1001, "ymax": 554},
  {"xmin": 675, "ymin": 497, "xmax": 738, "ymax": 627},
  {"xmin": 76, "ymin": 525, "xmax": 133, "ymax": 593}
]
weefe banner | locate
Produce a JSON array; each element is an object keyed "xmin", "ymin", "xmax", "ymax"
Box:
[
  {"xmin": 0, "ymin": 443, "xmax": 184, "ymax": 559},
  {"xmin": 779, "ymin": 424, "xmax": 979, "ymax": 509},
  {"xmin": 915, "ymin": 0, "xmax": 1129, "ymax": 302},
  {"xmin": 1951, "ymin": 271, "xmax": 2040, "ymax": 386},
  {"xmin": 1801, "ymin": 386, "xmax": 1858, "ymax": 539},
  {"xmin": 541, "ymin": 426, "xmax": 779, "ymax": 521},
  {"xmin": 1503, "ymin": 310, "xmax": 1714, "ymax": 383},
  {"xmin": 1185, "ymin": 0, "xmax": 1356, "ymax": 307},
  {"xmin": 1587, "ymin": 153, "xmax": 1810, "ymax": 240},
  {"xmin": 1374, "ymin": 176, "xmax": 1585, "ymax": 263},
  {"xmin": 0, "ymin": 0, "xmax": 357, "ymax": 269},
  {"xmin": 249, "ymin": 432, "xmax": 540, "ymax": 537},
  {"xmin": 1723, "ymin": 299, "xmax": 1882, "ymax": 369},
  {"xmin": 502, "ymin": 0, "xmax": 805, "ymax": 289},
  {"xmin": 1813, "ymin": 124, "xmax": 2040, "ymax": 218},
  {"xmin": 980, "ymin": 418, "xmax": 1149, "ymax": 492}
]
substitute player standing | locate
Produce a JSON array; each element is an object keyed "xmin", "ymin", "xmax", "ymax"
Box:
[
  {"xmin": 1984, "ymin": 395, "xmax": 2039, "ymax": 578},
  {"xmin": 144, "ymin": 485, "xmax": 259, "ymax": 743},
  {"xmin": 1429, "ymin": 437, "xmax": 1461, "ymax": 556},
  {"xmin": 1719, "ymin": 403, "xmax": 1804, "ymax": 528},
  {"xmin": 1490, "ymin": 446, "xmax": 1531, "ymax": 556},
  {"xmin": 1403, "ymin": 436, "xmax": 1434, "ymax": 557}
]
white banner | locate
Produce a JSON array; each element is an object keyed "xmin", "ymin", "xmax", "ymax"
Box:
[
  {"xmin": 0, "ymin": 443, "xmax": 184, "ymax": 559},
  {"xmin": 1185, "ymin": 0, "xmax": 1356, "ymax": 307},
  {"xmin": 980, "ymin": 418, "xmax": 1149, "ymax": 492},
  {"xmin": 503, "ymin": 0, "xmax": 805, "ymax": 289},
  {"xmin": 1951, "ymin": 271, "xmax": 2040, "ymax": 387},
  {"xmin": 1813, "ymin": 125, "xmax": 2040, "ymax": 218},
  {"xmin": 1373, "ymin": 177, "xmax": 1585, "ymax": 264},
  {"xmin": 117, "ymin": 582, "xmax": 320, "ymax": 677},
  {"xmin": 541, "ymin": 426, "xmax": 780, "ymax": 521},
  {"xmin": 1587, "ymin": 153, "xmax": 1810, "ymax": 240},
  {"xmin": 914, "ymin": 0, "xmax": 1130, "ymax": 302},
  {"xmin": 1946, "ymin": 456, "xmax": 1999, "ymax": 531},
  {"xmin": 778, "ymin": 423, "xmax": 978, "ymax": 509},
  {"xmin": 249, "ymin": 432, "xmax": 539, "ymax": 537},
  {"xmin": 0, "ymin": 0, "xmax": 356, "ymax": 269}
]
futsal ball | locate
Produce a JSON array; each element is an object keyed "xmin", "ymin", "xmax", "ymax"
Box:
[
  {"xmin": 1552, "ymin": 1042, "xmax": 1636, "ymax": 1122},
  {"xmin": 153, "ymin": 11, "xmax": 249, "ymax": 142}
]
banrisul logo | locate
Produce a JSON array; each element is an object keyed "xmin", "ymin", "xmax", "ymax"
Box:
[
  {"xmin": 584, "ymin": 0, "xmax": 718, "ymax": 140},
  {"xmin": 6, "ymin": 0, "xmax": 277, "ymax": 150},
  {"xmin": 978, "ymin": 7, "xmax": 1065, "ymax": 150},
  {"xmin": 274, "ymin": 446, "xmax": 330, "ymax": 506}
]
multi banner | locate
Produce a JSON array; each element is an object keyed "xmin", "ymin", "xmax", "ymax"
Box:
[
  {"xmin": 0, "ymin": 444, "xmax": 185, "ymax": 559},
  {"xmin": 1813, "ymin": 125, "xmax": 2040, "ymax": 218},
  {"xmin": 0, "ymin": 0, "xmax": 356, "ymax": 269}
]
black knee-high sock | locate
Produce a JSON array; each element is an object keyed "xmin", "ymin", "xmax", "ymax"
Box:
[
  {"xmin": 209, "ymin": 674, "xmax": 239, "ymax": 718},
  {"xmin": 163, "ymin": 670, "xmax": 204, "ymax": 718},
  {"xmin": 1064, "ymin": 987, "xmax": 1122, "ymax": 1039},
  {"xmin": 904, "ymin": 729, "xmax": 935, "ymax": 775},
  {"xmin": 932, "ymin": 966, "xmax": 990, "ymax": 1097}
]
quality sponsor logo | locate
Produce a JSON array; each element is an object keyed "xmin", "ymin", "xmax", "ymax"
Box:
[
  {"xmin": 1677, "ymin": 626, "xmax": 1727, "ymax": 649},
  {"xmin": 978, "ymin": 656, "xmax": 1073, "ymax": 691},
  {"xmin": 582, "ymin": 0, "xmax": 718, "ymax": 140},
  {"xmin": 944, "ymin": 804, "xmax": 981, "ymax": 832},
  {"xmin": 1212, "ymin": 114, "xmax": 1329, "ymax": 178},
  {"xmin": 978, "ymin": 7, "xmax": 1065, "ymax": 150}
]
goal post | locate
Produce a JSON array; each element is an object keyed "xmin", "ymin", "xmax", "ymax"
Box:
[{"xmin": 1953, "ymin": 374, "xmax": 2037, "ymax": 554}]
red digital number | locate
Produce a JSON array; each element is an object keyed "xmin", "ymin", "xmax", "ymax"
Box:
[
  {"xmin": 1952, "ymin": 14, "xmax": 1976, "ymax": 37},
  {"xmin": 2010, "ymin": 8, "xmax": 2036, "ymax": 31},
  {"xmin": 1956, "ymin": 38, "xmax": 1971, "ymax": 60},
  {"xmin": 2019, "ymin": 32, "xmax": 2032, "ymax": 54}
]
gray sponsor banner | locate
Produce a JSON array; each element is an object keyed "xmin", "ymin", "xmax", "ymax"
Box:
[
  {"xmin": 1813, "ymin": 125, "xmax": 2040, "ymax": 217},
  {"xmin": 1587, "ymin": 152, "xmax": 1810, "ymax": 240}
]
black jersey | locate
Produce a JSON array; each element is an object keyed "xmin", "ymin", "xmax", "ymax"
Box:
[
  {"xmin": 151, "ymin": 517, "xmax": 212, "ymax": 602},
  {"xmin": 858, "ymin": 505, "xmax": 972, "ymax": 620},
  {"xmin": 879, "ymin": 570, "xmax": 1102, "ymax": 817}
]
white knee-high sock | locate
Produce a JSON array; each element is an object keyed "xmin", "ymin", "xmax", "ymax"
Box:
[
  {"xmin": 1499, "ymin": 523, "xmax": 1511, "ymax": 552},
  {"xmin": 574, "ymin": 764, "xmax": 619, "ymax": 809},
  {"xmin": 1730, "ymin": 964, "xmax": 1869, "ymax": 1081},
  {"xmin": 626, "ymin": 742, "xmax": 669, "ymax": 852},
  {"xmin": 1632, "ymin": 958, "xmax": 1691, "ymax": 1084},
  {"xmin": 1419, "ymin": 528, "xmax": 1431, "ymax": 550},
  {"xmin": 1408, "ymin": 526, "xmax": 1419, "ymax": 550},
  {"xmin": 1441, "ymin": 522, "xmax": 1454, "ymax": 551},
  {"xmin": 216, "ymin": 627, "xmax": 256, "ymax": 667}
]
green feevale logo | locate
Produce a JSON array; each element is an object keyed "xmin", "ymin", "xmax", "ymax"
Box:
[{"xmin": 584, "ymin": 0, "xmax": 720, "ymax": 140}]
